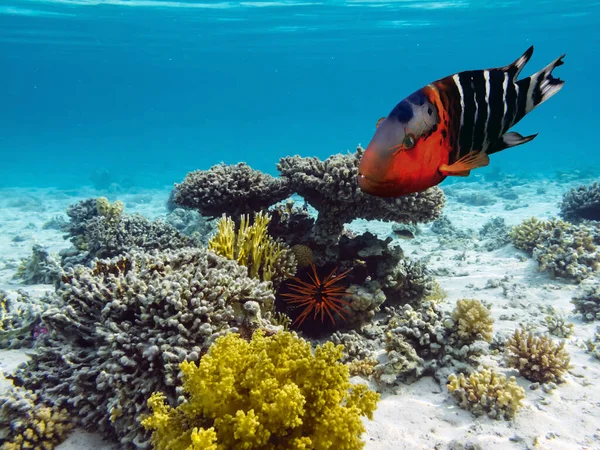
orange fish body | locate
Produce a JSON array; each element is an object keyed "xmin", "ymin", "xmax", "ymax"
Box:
[{"xmin": 358, "ymin": 46, "xmax": 565, "ymax": 197}]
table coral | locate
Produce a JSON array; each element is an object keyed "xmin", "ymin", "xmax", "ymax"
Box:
[
  {"xmin": 277, "ymin": 147, "xmax": 445, "ymax": 248},
  {"xmin": 141, "ymin": 330, "xmax": 379, "ymax": 450},
  {"xmin": 172, "ymin": 162, "xmax": 292, "ymax": 218},
  {"xmin": 505, "ymin": 329, "xmax": 571, "ymax": 383},
  {"xmin": 9, "ymin": 248, "xmax": 277, "ymax": 449},
  {"xmin": 447, "ymin": 369, "xmax": 525, "ymax": 419}
]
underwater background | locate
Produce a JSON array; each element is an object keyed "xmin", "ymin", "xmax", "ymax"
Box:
[{"xmin": 1, "ymin": 0, "xmax": 598, "ymax": 190}]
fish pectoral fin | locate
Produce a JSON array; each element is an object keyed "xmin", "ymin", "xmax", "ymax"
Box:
[
  {"xmin": 376, "ymin": 117, "xmax": 386, "ymax": 128},
  {"xmin": 439, "ymin": 151, "xmax": 490, "ymax": 176}
]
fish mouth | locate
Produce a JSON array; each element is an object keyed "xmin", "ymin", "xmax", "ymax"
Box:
[{"xmin": 357, "ymin": 172, "xmax": 396, "ymax": 195}]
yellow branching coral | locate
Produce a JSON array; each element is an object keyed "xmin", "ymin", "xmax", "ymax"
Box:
[
  {"xmin": 142, "ymin": 330, "xmax": 380, "ymax": 450},
  {"xmin": 508, "ymin": 217, "xmax": 559, "ymax": 253},
  {"xmin": 447, "ymin": 369, "xmax": 525, "ymax": 419},
  {"xmin": 451, "ymin": 298, "xmax": 494, "ymax": 344},
  {"xmin": 505, "ymin": 329, "xmax": 571, "ymax": 383},
  {"xmin": 96, "ymin": 196, "xmax": 124, "ymax": 221},
  {"xmin": 208, "ymin": 211, "xmax": 296, "ymax": 285}
]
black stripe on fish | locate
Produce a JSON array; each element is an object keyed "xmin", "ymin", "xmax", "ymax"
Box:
[
  {"xmin": 472, "ymin": 70, "xmax": 488, "ymax": 152},
  {"xmin": 503, "ymin": 74, "xmax": 518, "ymax": 133},
  {"xmin": 515, "ymin": 76, "xmax": 530, "ymax": 123},
  {"xmin": 485, "ymin": 69, "xmax": 506, "ymax": 150},
  {"xmin": 456, "ymin": 72, "xmax": 477, "ymax": 156}
]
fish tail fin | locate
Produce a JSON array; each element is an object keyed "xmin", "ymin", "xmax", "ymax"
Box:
[
  {"xmin": 518, "ymin": 53, "xmax": 566, "ymax": 116},
  {"xmin": 502, "ymin": 45, "xmax": 534, "ymax": 80}
]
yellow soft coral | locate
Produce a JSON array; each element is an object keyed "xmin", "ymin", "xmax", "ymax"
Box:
[
  {"xmin": 208, "ymin": 211, "xmax": 295, "ymax": 283},
  {"xmin": 451, "ymin": 298, "xmax": 494, "ymax": 344},
  {"xmin": 447, "ymin": 369, "xmax": 525, "ymax": 419},
  {"xmin": 142, "ymin": 330, "xmax": 380, "ymax": 450}
]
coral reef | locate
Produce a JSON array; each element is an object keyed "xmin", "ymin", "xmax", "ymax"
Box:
[
  {"xmin": 559, "ymin": 182, "xmax": 600, "ymax": 222},
  {"xmin": 141, "ymin": 330, "xmax": 380, "ymax": 450},
  {"xmin": 10, "ymin": 248, "xmax": 277, "ymax": 449},
  {"xmin": 0, "ymin": 290, "xmax": 55, "ymax": 349},
  {"xmin": 509, "ymin": 217, "xmax": 600, "ymax": 282},
  {"xmin": 544, "ymin": 311, "xmax": 574, "ymax": 338},
  {"xmin": 172, "ymin": 162, "xmax": 292, "ymax": 218},
  {"xmin": 450, "ymin": 299, "xmax": 494, "ymax": 345},
  {"xmin": 208, "ymin": 211, "xmax": 296, "ymax": 286},
  {"xmin": 583, "ymin": 326, "xmax": 600, "ymax": 360},
  {"xmin": 165, "ymin": 207, "xmax": 215, "ymax": 242},
  {"xmin": 447, "ymin": 369, "xmax": 526, "ymax": 419},
  {"xmin": 13, "ymin": 244, "xmax": 61, "ymax": 286},
  {"xmin": 0, "ymin": 386, "xmax": 73, "ymax": 450},
  {"xmin": 60, "ymin": 197, "xmax": 196, "ymax": 268},
  {"xmin": 277, "ymin": 147, "xmax": 445, "ymax": 249},
  {"xmin": 505, "ymin": 329, "xmax": 571, "ymax": 383},
  {"xmin": 572, "ymin": 282, "xmax": 600, "ymax": 321}
]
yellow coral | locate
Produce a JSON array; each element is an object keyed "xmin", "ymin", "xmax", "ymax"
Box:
[
  {"xmin": 96, "ymin": 196, "xmax": 124, "ymax": 221},
  {"xmin": 451, "ymin": 298, "xmax": 494, "ymax": 344},
  {"xmin": 142, "ymin": 330, "xmax": 379, "ymax": 450},
  {"xmin": 505, "ymin": 329, "xmax": 571, "ymax": 383},
  {"xmin": 447, "ymin": 369, "xmax": 525, "ymax": 419},
  {"xmin": 208, "ymin": 211, "xmax": 295, "ymax": 283}
]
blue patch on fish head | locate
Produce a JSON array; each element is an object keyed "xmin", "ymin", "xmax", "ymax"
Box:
[{"xmin": 388, "ymin": 89, "xmax": 427, "ymax": 123}]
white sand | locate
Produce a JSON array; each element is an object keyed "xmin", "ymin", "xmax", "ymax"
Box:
[{"xmin": 1, "ymin": 177, "xmax": 599, "ymax": 450}]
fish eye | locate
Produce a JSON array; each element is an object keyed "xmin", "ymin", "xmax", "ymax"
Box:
[{"xmin": 403, "ymin": 133, "xmax": 416, "ymax": 149}]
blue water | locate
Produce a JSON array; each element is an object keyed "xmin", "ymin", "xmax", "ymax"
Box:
[{"xmin": 0, "ymin": 0, "xmax": 598, "ymax": 189}]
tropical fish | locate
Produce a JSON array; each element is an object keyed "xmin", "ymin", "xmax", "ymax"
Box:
[{"xmin": 357, "ymin": 46, "xmax": 565, "ymax": 197}]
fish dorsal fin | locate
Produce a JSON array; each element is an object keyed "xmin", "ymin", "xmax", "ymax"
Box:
[
  {"xmin": 502, "ymin": 46, "xmax": 534, "ymax": 80},
  {"xmin": 439, "ymin": 151, "xmax": 490, "ymax": 176},
  {"xmin": 376, "ymin": 117, "xmax": 386, "ymax": 128}
]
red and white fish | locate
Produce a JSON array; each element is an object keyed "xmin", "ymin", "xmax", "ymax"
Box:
[{"xmin": 357, "ymin": 46, "xmax": 565, "ymax": 197}]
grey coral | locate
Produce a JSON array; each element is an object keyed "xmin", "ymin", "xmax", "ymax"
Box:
[
  {"xmin": 277, "ymin": 146, "xmax": 445, "ymax": 246},
  {"xmin": 559, "ymin": 182, "xmax": 600, "ymax": 222},
  {"xmin": 171, "ymin": 162, "xmax": 292, "ymax": 218},
  {"xmin": 9, "ymin": 247, "xmax": 276, "ymax": 449}
]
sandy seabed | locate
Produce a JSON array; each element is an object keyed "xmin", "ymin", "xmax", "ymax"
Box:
[{"xmin": 0, "ymin": 175, "xmax": 599, "ymax": 450}]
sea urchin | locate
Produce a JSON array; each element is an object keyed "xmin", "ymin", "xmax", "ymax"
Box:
[{"xmin": 281, "ymin": 263, "xmax": 351, "ymax": 328}]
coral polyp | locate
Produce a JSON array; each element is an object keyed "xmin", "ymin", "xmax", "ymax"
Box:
[{"xmin": 281, "ymin": 263, "xmax": 352, "ymax": 328}]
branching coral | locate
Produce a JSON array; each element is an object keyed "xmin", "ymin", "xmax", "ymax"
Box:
[
  {"xmin": 172, "ymin": 162, "xmax": 292, "ymax": 218},
  {"xmin": 505, "ymin": 329, "xmax": 571, "ymax": 383},
  {"xmin": 447, "ymin": 369, "xmax": 525, "ymax": 419},
  {"xmin": 10, "ymin": 248, "xmax": 277, "ymax": 449},
  {"xmin": 208, "ymin": 211, "xmax": 296, "ymax": 286},
  {"xmin": 0, "ymin": 386, "xmax": 73, "ymax": 450},
  {"xmin": 450, "ymin": 299, "xmax": 494, "ymax": 345},
  {"xmin": 0, "ymin": 290, "xmax": 55, "ymax": 349},
  {"xmin": 509, "ymin": 217, "xmax": 600, "ymax": 282},
  {"xmin": 60, "ymin": 197, "xmax": 196, "ymax": 268},
  {"xmin": 13, "ymin": 244, "xmax": 61, "ymax": 286},
  {"xmin": 559, "ymin": 182, "xmax": 600, "ymax": 222},
  {"xmin": 572, "ymin": 282, "xmax": 600, "ymax": 321},
  {"xmin": 142, "ymin": 330, "xmax": 380, "ymax": 450}
]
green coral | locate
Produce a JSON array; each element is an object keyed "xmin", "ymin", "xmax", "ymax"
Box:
[
  {"xmin": 208, "ymin": 211, "xmax": 296, "ymax": 285},
  {"xmin": 142, "ymin": 330, "xmax": 380, "ymax": 450},
  {"xmin": 447, "ymin": 369, "xmax": 525, "ymax": 419},
  {"xmin": 508, "ymin": 217, "xmax": 556, "ymax": 252},
  {"xmin": 505, "ymin": 329, "xmax": 571, "ymax": 383},
  {"xmin": 451, "ymin": 298, "xmax": 494, "ymax": 344}
]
